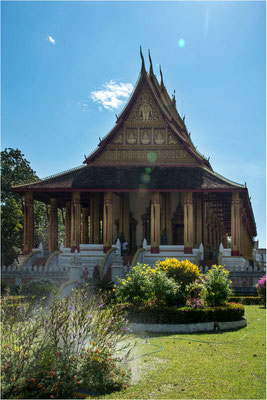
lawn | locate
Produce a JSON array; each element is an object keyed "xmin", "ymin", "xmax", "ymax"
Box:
[{"xmin": 94, "ymin": 305, "xmax": 266, "ymax": 400}]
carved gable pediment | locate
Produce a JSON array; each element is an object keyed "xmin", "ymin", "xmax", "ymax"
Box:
[{"xmin": 92, "ymin": 79, "xmax": 198, "ymax": 165}]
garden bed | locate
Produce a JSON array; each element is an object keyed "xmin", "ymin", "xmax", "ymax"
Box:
[
  {"xmin": 129, "ymin": 317, "xmax": 247, "ymax": 333},
  {"xmin": 120, "ymin": 302, "xmax": 245, "ymax": 325}
]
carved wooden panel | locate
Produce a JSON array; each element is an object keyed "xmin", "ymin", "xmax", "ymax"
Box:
[{"xmin": 127, "ymin": 85, "xmax": 163, "ymax": 122}]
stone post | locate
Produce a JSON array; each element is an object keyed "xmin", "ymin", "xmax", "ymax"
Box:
[
  {"xmin": 150, "ymin": 192, "xmax": 160, "ymax": 253},
  {"xmin": 23, "ymin": 192, "xmax": 34, "ymax": 255},
  {"xmin": 103, "ymin": 192, "xmax": 113, "ymax": 253},
  {"xmin": 64, "ymin": 202, "xmax": 71, "ymax": 248},
  {"xmin": 81, "ymin": 207, "xmax": 89, "ymax": 244},
  {"xmin": 160, "ymin": 193, "xmax": 172, "ymax": 245},
  {"xmin": 49, "ymin": 198, "xmax": 58, "ymax": 251},
  {"xmin": 71, "ymin": 192, "xmax": 81, "ymax": 252},
  {"xmin": 231, "ymin": 191, "xmax": 241, "ymax": 256},
  {"xmin": 184, "ymin": 192, "xmax": 193, "ymax": 254}
]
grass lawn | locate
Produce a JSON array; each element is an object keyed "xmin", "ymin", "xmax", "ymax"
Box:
[{"xmin": 93, "ymin": 305, "xmax": 266, "ymax": 400}]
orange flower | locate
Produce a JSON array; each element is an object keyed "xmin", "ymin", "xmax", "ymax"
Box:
[
  {"xmin": 95, "ymin": 349, "xmax": 98, "ymax": 354},
  {"xmin": 49, "ymin": 371, "xmax": 54, "ymax": 376},
  {"xmin": 123, "ymin": 385, "xmax": 127, "ymax": 389},
  {"xmin": 50, "ymin": 396, "xmax": 55, "ymax": 399},
  {"xmin": 77, "ymin": 381, "xmax": 81, "ymax": 385},
  {"xmin": 55, "ymin": 352, "xmax": 60, "ymax": 357},
  {"xmin": 38, "ymin": 383, "xmax": 43, "ymax": 388},
  {"xmin": 32, "ymin": 378, "xmax": 36, "ymax": 384},
  {"xmin": 73, "ymin": 376, "xmax": 77, "ymax": 381},
  {"xmin": 59, "ymin": 381, "xmax": 64, "ymax": 385}
]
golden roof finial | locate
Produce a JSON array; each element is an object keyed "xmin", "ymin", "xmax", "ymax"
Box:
[
  {"xmin": 140, "ymin": 46, "xmax": 146, "ymax": 73},
  {"xmin": 148, "ymin": 49, "xmax": 154, "ymax": 76}
]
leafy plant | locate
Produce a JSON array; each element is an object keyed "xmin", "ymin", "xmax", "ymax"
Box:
[
  {"xmin": 256, "ymin": 275, "xmax": 266, "ymax": 306},
  {"xmin": 202, "ymin": 265, "xmax": 233, "ymax": 306},
  {"xmin": 1, "ymin": 286, "xmax": 131, "ymax": 399},
  {"xmin": 115, "ymin": 263, "xmax": 180, "ymax": 305},
  {"xmin": 22, "ymin": 279, "xmax": 57, "ymax": 301},
  {"xmin": 156, "ymin": 258, "xmax": 201, "ymax": 288}
]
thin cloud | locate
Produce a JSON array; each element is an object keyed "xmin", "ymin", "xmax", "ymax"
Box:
[
  {"xmin": 90, "ymin": 80, "xmax": 133, "ymax": 111},
  {"xmin": 48, "ymin": 35, "xmax": 56, "ymax": 45}
]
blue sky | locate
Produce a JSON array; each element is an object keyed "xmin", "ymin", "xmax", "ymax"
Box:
[{"xmin": 2, "ymin": 1, "xmax": 266, "ymax": 246}]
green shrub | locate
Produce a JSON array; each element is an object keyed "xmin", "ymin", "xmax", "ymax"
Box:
[
  {"xmin": 115, "ymin": 263, "xmax": 180, "ymax": 305},
  {"xmin": 1, "ymin": 280, "xmax": 9, "ymax": 295},
  {"xmin": 1, "ymin": 286, "xmax": 131, "ymax": 399},
  {"xmin": 202, "ymin": 265, "xmax": 234, "ymax": 306},
  {"xmin": 256, "ymin": 275, "xmax": 266, "ymax": 306},
  {"xmin": 122, "ymin": 302, "xmax": 245, "ymax": 324},
  {"xmin": 22, "ymin": 279, "xmax": 57, "ymax": 300},
  {"xmin": 156, "ymin": 258, "xmax": 201, "ymax": 287},
  {"xmin": 229, "ymin": 296, "xmax": 261, "ymax": 305}
]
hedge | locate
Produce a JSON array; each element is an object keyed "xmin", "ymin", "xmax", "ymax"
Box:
[
  {"xmin": 119, "ymin": 303, "xmax": 245, "ymax": 324},
  {"xmin": 229, "ymin": 296, "xmax": 261, "ymax": 305}
]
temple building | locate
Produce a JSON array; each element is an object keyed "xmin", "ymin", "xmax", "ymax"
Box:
[{"xmin": 12, "ymin": 50, "xmax": 257, "ymax": 277}]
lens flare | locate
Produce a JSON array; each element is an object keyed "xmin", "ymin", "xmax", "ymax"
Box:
[
  {"xmin": 147, "ymin": 151, "xmax": 157, "ymax": 163},
  {"xmin": 178, "ymin": 38, "xmax": 185, "ymax": 48}
]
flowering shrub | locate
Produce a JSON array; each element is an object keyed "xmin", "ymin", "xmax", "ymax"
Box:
[
  {"xmin": 156, "ymin": 258, "xmax": 201, "ymax": 287},
  {"xmin": 202, "ymin": 265, "xmax": 233, "ymax": 306},
  {"xmin": 256, "ymin": 275, "xmax": 266, "ymax": 306},
  {"xmin": 1, "ymin": 286, "xmax": 131, "ymax": 399},
  {"xmin": 115, "ymin": 263, "xmax": 180, "ymax": 305}
]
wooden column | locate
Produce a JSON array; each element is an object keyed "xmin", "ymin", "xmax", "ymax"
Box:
[
  {"xmin": 49, "ymin": 198, "xmax": 58, "ymax": 251},
  {"xmin": 103, "ymin": 192, "xmax": 113, "ymax": 253},
  {"xmin": 119, "ymin": 193, "xmax": 130, "ymax": 242},
  {"xmin": 194, "ymin": 194, "xmax": 202, "ymax": 248},
  {"xmin": 71, "ymin": 192, "xmax": 81, "ymax": 252},
  {"xmin": 231, "ymin": 192, "xmax": 241, "ymax": 256},
  {"xmin": 150, "ymin": 192, "xmax": 160, "ymax": 253},
  {"xmin": 64, "ymin": 202, "xmax": 71, "ymax": 248},
  {"xmin": 81, "ymin": 207, "xmax": 89, "ymax": 244},
  {"xmin": 90, "ymin": 193, "xmax": 100, "ymax": 244},
  {"xmin": 23, "ymin": 192, "xmax": 34, "ymax": 255},
  {"xmin": 184, "ymin": 192, "xmax": 193, "ymax": 254},
  {"xmin": 160, "ymin": 193, "xmax": 172, "ymax": 245}
]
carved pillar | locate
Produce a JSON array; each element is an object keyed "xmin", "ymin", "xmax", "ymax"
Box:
[
  {"xmin": 71, "ymin": 192, "xmax": 81, "ymax": 252},
  {"xmin": 90, "ymin": 193, "xmax": 100, "ymax": 244},
  {"xmin": 119, "ymin": 193, "xmax": 130, "ymax": 242},
  {"xmin": 103, "ymin": 192, "xmax": 113, "ymax": 253},
  {"xmin": 23, "ymin": 192, "xmax": 34, "ymax": 255},
  {"xmin": 64, "ymin": 202, "xmax": 71, "ymax": 248},
  {"xmin": 184, "ymin": 192, "xmax": 193, "ymax": 254},
  {"xmin": 81, "ymin": 207, "xmax": 89, "ymax": 244},
  {"xmin": 150, "ymin": 192, "xmax": 160, "ymax": 253},
  {"xmin": 231, "ymin": 192, "xmax": 241, "ymax": 256},
  {"xmin": 49, "ymin": 198, "xmax": 58, "ymax": 252}
]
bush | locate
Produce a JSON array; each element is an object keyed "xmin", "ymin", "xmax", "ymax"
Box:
[
  {"xmin": 22, "ymin": 279, "xmax": 57, "ymax": 300},
  {"xmin": 156, "ymin": 258, "xmax": 201, "ymax": 287},
  {"xmin": 202, "ymin": 265, "xmax": 233, "ymax": 306},
  {"xmin": 1, "ymin": 286, "xmax": 131, "ymax": 399},
  {"xmin": 229, "ymin": 296, "xmax": 261, "ymax": 305},
  {"xmin": 115, "ymin": 263, "xmax": 180, "ymax": 305},
  {"xmin": 122, "ymin": 302, "xmax": 245, "ymax": 324},
  {"xmin": 1, "ymin": 280, "xmax": 9, "ymax": 295},
  {"xmin": 256, "ymin": 275, "xmax": 266, "ymax": 306}
]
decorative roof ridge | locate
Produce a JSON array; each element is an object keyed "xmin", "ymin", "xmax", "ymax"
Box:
[
  {"xmin": 12, "ymin": 164, "xmax": 87, "ymax": 188},
  {"xmin": 202, "ymin": 166, "xmax": 245, "ymax": 188}
]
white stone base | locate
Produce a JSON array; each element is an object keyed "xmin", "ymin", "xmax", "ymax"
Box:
[{"xmin": 221, "ymin": 256, "xmax": 247, "ymax": 272}]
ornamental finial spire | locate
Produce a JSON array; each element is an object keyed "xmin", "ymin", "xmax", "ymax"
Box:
[
  {"xmin": 160, "ymin": 65, "xmax": 164, "ymax": 87},
  {"xmin": 140, "ymin": 46, "xmax": 145, "ymax": 73},
  {"xmin": 148, "ymin": 49, "xmax": 154, "ymax": 76}
]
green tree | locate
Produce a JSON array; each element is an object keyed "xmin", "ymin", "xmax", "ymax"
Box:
[{"xmin": 1, "ymin": 148, "xmax": 57, "ymax": 265}]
